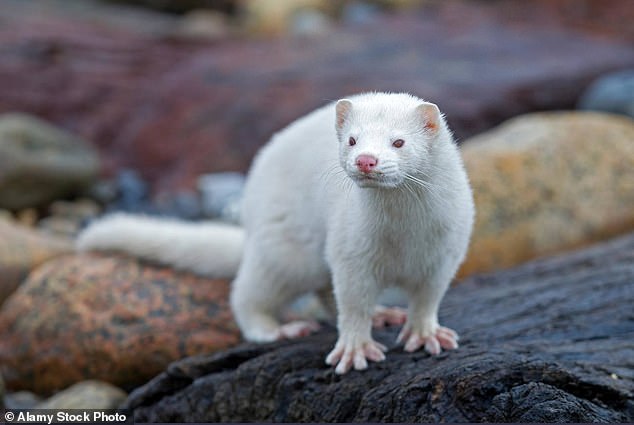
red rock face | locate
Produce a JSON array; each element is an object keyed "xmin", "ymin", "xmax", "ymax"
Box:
[
  {"xmin": 0, "ymin": 254, "xmax": 240, "ymax": 395},
  {"xmin": 0, "ymin": 1, "xmax": 632, "ymax": 194}
]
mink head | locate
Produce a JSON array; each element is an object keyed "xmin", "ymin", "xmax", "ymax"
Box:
[{"xmin": 335, "ymin": 92, "xmax": 443, "ymax": 189}]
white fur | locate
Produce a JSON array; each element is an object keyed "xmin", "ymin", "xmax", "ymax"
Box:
[
  {"xmin": 76, "ymin": 213, "xmax": 244, "ymax": 278},
  {"xmin": 76, "ymin": 92, "xmax": 474, "ymax": 374}
]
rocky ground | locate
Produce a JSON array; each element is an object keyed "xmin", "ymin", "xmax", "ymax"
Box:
[
  {"xmin": 0, "ymin": 0, "xmax": 633, "ymax": 420},
  {"xmin": 124, "ymin": 233, "xmax": 634, "ymax": 422}
]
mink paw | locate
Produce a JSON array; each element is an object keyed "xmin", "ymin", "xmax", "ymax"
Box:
[
  {"xmin": 397, "ymin": 324, "xmax": 459, "ymax": 354},
  {"xmin": 372, "ymin": 305, "xmax": 407, "ymax": 328},
  {"xmin": 325, "ymin": 337, "xmax": 387, "ymax": 374},
  {"xmin": 277, "ymin": 320, "xmax": 320, "ymax": 339}
]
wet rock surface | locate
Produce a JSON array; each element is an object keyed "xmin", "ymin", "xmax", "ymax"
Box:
[
  {"xmin": 0, "ymin": 253, "xmax": 240, "ymax": 395},
  {"xmin": 1, "ymin": 1, "xmax": 633, "ymax": 194},
  {"xmin": 124, "ymin": 232, "xmax": 634, "ymax": 422}
]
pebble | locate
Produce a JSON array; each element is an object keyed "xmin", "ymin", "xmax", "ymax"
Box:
[
  {"xmin": 16, "ymin": 208, "xmax": 38, "ymax": 227},
  {"xmin": 342, "ymin": 2, "xmax": 381, "ymax": 26},
  {"xmin": 36, "ymin": 381, "xmax": 127, "ymax": 410},
  {"xmin": 578, "ymin": 70, "xmax": 634, "ymax": 118},
  {"xmin": 198, "ymin": 172, "xmax": 245, "ymax": 223},
  {"xmin": 176, "ymin": 9, "xmax": 231, "ymax": 41},
  {"xmin": 113, "ymin": 169, "xmax": 149, "ymax": 212},
  {"xmin": 4, "ymin": 391, "xmax": 42, "ymax": 409},
  {"xmin": 0, "ymin": 113, "xmax": 99, "ymax": 210},
  {"xmin": 153, "ymin": 190, "xmax": 202, "ymax": 220},
  {"xmin": 0, "ymin": 209, "xmax": 12, "ymax": 221},
  {"xmin": 290, "ymin": 8, "xmax": 333, "ymax": 37}
]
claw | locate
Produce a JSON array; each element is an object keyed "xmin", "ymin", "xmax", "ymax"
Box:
[
  {"xmin": 326, "ymin": 338, "xmax": 387, "ymax": 375},
  {"xmin": 400, "ymin": 324, "xmax": 459, "ymax": 355}
]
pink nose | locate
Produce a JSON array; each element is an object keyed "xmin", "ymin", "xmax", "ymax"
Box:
[{"xmin": 356, "ymin": 155, "xmax": 378, "ymax": 173}]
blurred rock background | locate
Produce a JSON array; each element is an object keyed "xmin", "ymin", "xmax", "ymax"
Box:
[{"xmin": 0, "ymin": 0, "xmax": 632, "ymax": 410}]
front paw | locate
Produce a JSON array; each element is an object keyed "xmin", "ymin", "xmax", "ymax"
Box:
[
  {"xmin": 325, "ymin": 336, "xmax": 387, "ymax": 374},
  {"xmin": 397, "ymin": 324, "xmax": 459, "ymax": 355},
  {"xmin": 372, "ymin": 305, "xmax": 407, "ymax": 328}
]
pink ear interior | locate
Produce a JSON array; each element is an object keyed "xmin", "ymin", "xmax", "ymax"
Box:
[
  {"xmin": 335, "ymin": 99, "xmax": 353, "ymax": 130},
  {"xmin": 416, "ymin": 103, "xmax": 440, "ymax": 134}
]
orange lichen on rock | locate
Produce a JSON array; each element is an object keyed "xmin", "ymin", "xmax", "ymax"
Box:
[{"xmin": 458, "ymin": 111, "xmax": 634, "ymax": 277}]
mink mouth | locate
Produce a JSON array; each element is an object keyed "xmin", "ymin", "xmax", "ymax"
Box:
[{"xmin": 351, "ymin": 173, "xmax": 401, "ymax": 188}]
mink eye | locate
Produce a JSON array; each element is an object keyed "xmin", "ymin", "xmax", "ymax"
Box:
[
  {"xmin": 392, "ymin": 139, "xmax": 405, "ymax": 148},
  {"xmin": 348, "ymin": 137, "xmax": 356, "ymax": 146}
]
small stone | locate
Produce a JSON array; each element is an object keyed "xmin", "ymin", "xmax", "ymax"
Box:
[
  {"xmin": 49, "ymin": 199, "xmax": 101, "ymax": 221},
  {"xmin": 113, "ymin": 169, "xmax": 149, "ymax": 212},
  {"xmin": 36, "ymin": 381, "xmax": 127, "ymax": 410},
  {"xmin": 153, "ymin": 190, "xmax": 202, "ymax": 220},
  {"xmin": 0, "ymin": 220, "xmax": 72, "ymax": 304},
  {"xmin": 198, "ymin": 172, "xmax": 245, "ymax": 222},
  {"xmin": 578, "ymin": 70, "xmax": 634, "ymax": 119},
  {"xmin": 176, "ymin": 9, "xmax": 231, "ymax": 41},
  {"xmin": 37, "ymin": 217, "xmax": 81, "ymax": 238},
  {"xmin": 242, "ymin": 0, "xmax": 333, "ymax": 34},
  {"xmin": 88, "ymin": 180, "xmax": 118, "ymax": 205},
  {"xmin": 0, "ymin": 209, "xmax": 13, "ymax": 222},
  {"xmin": 290, "ymin": 8, "xmax": 333, "ymax": 37},
  {"xmin": 16, "ymin": 208, "xmax": 38, "ymax": 227},
  {"xmin": 4, "ymin": 391, "xmax": 42, "ymax": 409},
  {"xmin": 0, "ymin": 113, "xmax": 99, "ymax": 210},
  {"xmin": 342, "ymin": 2, "xmax": 381, "ymax": 26}
]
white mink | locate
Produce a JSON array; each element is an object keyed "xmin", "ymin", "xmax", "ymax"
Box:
[{"xmin": 76, "ymin": 92, "xmax": 475, "ymax": 375}]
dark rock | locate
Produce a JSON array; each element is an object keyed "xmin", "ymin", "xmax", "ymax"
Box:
[
  {"xmin": 124, "ymin": 232, "xmax": 634, "ymax": 422},
  {"xmin": 578, "ymin": 70, "xmax": 634, "ymax": 118},
  {"xmin": 0, "ymin": 253, "xmax": 240, "ymax": 395},
  {"xmin": 0, "ymin": 1, "xmax": 633, "ymax": 194}
]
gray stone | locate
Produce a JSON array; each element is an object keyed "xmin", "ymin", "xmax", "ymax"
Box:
[
  {"xmin": 290, "ymin": 8, "xmax": 333, "ymax": 37},
  {"xmin": 198, "ymin": 172, "xmax": 245, "ymax": 223},
  {"xmin": 0, "ymin": 114, "xmax": 99, "ymax": 210},
  {"xmin": 578, "ymin": 70, "xmax": 634, "ymax": 118},
  {"xmin": 113, "ymin": 169, "xmax": 149, "ymax": 212},
  {"xmin": 342, "ymin": 2, "xmax": 381, "ymax": 26},
  {"xmin": 153, "ymin": 190, "xmax": 202, "ymax": 220},
  {"xmin": 4, "ymin": 391, "xmax": 42, "ymax": 409},
  {"xmin": 36, "ymin": 381, "xmax": 127, "ymax": 410}
]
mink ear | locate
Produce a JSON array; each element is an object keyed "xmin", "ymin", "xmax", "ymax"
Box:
[
  {"xmin": 335, "ymin": 99, "xmax": 353, "ymax": 131},
  {"xmin": 416, "ymin": 102, "xmax": 441, "ymax": 135}
]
